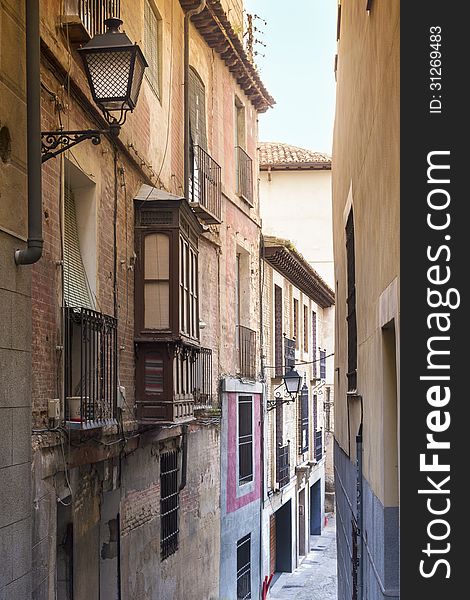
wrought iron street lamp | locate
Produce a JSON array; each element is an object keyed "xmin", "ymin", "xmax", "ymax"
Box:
[
  {"xmin": 267, "ymin": 366, "xmax": 303, "ymax": 411},
  {"xmin": 41, "ymin": 18, "xmax": 147, "ymax": 162},
  {"xmin": 283, "ymin": 366, "xmax": 302, "ymax": 397}
]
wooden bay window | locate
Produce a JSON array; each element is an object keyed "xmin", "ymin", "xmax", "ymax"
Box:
[{"xmin": 134, "ymin": 195, "xmax": 204, "ymax": 422}]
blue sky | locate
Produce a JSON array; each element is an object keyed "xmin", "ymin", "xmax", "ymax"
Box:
[{"xmin": 244, "ymin": 0, "xmax": 337, "ymax": 155}]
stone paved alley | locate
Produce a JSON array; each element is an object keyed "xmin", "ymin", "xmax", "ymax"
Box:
[{"xmin": 268, "ymin": 513, "xmax": 337, "ymax": 600}]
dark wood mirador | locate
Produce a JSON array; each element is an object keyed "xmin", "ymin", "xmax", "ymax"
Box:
[{"xmin": 134, "ymin": 195, "xmax": 213, "ymax": 423}]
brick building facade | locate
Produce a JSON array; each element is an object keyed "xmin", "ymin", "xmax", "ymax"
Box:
[{"xmin": 19, "ymin": 1, "xmax": 273, "ymax": 599}]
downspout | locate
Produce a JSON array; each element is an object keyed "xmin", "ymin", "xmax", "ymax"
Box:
[
  {"xmin": 183, "ymin": 0, "xmax": 206, "ymax": 198},
  {"xmin": 15, "ymin": 0, "xmax": 43, "ymax": 265},
  {"xmin": 179, "ymin": 423, "xmax": 189, "ymax": 491},
  {"xmin": 259, "ymin": 231, "xmax": 265, "ymax": 597},
  {"xmin": 355, "ymin": 396, "xmax": 364, "ymax": 600}
]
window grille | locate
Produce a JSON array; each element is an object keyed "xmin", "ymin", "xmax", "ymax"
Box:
[
  {"xmin": 299, "ymin": 384, "xmax": 309, "ymax": 454},
  {"xmin": 303, "ymin": 305, "xmax": 308, "ymax": 352},
  {"xmin": 312, "ymin": 311, "xmax": 317, "ymax": 378},
  {"xmin": 238, "ymin": 396, "xmax": 253, "ymax": 485},
  {"xmin": 320, "ymin": 350, "xmax": 326, "ymax": 380},
  {"xmin": 236, "ymin": 534, "xmax": 251, "ymax": 599},
  {"xmin": 293, "ymin": 298, "xmax": 299, "ymax": 349},
  {"xmin": 144, "ymin": 0, "xmax": 160, "ymax": 97},
  {"xmin": 274, "ymin": 285, "xmax": 283, "ymax": 377},
  {"xmin": 160, "ymin": 449, "xmax": 179, "ymax": 559}
]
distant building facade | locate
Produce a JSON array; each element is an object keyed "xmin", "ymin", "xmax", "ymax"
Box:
[
  {"xmin": 260, "ymin": 236, "xmax": 335, "ymax": 583},
  {"xmin": 332, "ymin": 1, "xmax": 400, "ymax": 599},
  {"xmin": 259, "ymin": 142, "xmax": 336, "ymax": 510}
]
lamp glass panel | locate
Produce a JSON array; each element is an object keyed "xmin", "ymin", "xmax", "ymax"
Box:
[{"xmin": 85, "ymin": 49, "xmax": 133, "ymax": 108}]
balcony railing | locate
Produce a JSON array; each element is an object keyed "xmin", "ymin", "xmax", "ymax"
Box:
[
  {"xmin": 189, "ymin": 145, "xmax": 222, "ymax": 224},
  {"xmin": 236, "ymin": 146, "xmax": 254, "ymax": 206},
  {"xmin": 62, "ymin": 0, "xmax": 120, "ymax": 42},
  {"xmin": 276, "ymin": 442, "xmax": 290, "ymax": 489},
  {"xmin": 237, "ymin": 325, "xmax": 257, "ymax": 380},
  {"xmin": 192, "ymin": 347, "xmax": 214, "ymax": 407},
  {"xmin": 315, "ymin": 428, "xmax": 323, "ymax": 461},
  {"xmin": 65, "ymin": 307, "xmax": 117, "ymax": 429},
  {"xmin": 284, "ymin": 337, "xmax": 296, "ymax": 368}
]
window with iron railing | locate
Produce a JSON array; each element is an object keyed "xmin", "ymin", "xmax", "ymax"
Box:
[
  {"xmin": 64, "ymin": 307, "xmax": 117, "ymax": 428},
  {"xmin": 312, "ymin": 311, "xmax": 317, "ymax": 378},
  {"xmin": 293, "ymin": 298, "xmax": 299, "ymax": 349},
  {"xmin": 238, "ymin": 395, "xmax": 253, "ymax": 485},
  {"xmin": 237, "ymin": 325, "xmax": 257, "ymax": 380},
  {"xmin": 274, "ymin": 285, "xmax": 283, "ymax": 377},
  {"xmin": 160, "ymin": 449, "xmax": 179, "ymax": 560},
  {"xmin": 235, "ymin": 146, "xmax": 253, "ymax": 206},
  {"xmin": 189, "ymin": 145, "xmax": 222, "ymax": 224},
  {"xmin": 346, "ymin": 211, "xmax": 357, "ymax": 391},
  {"xmin": 298, "ymin": 384, "xmax": 309, "ymax": 454},
  {"xmin": 284, "ymin": 337, "xmax": 295, "ymax": 369},
  {"xmin": 276, "ymin": 442, "xmax": 290, "ymax": 489},
  {"xmin": 236, "ymin": 534, "xmax": 251, "ymax": 600},
  {"xmin": 315, "ymin": 428, "xmax": 323, "ymax": 461},
  {"xmin": 320, "ymin": 349, "xmax": 326, "ymax": 380}
]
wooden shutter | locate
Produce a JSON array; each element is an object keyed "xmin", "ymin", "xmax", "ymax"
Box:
[
  {"xmin": 189, "ymin": 67, "xmax": 207, "ymax": 150},
  {"xmin": 144, "ymin": 0, "xmax": 160, "ymax": 96},
  {"xmin": 63, "ymin": 187, "xmax": 92, "ymax": 309}
]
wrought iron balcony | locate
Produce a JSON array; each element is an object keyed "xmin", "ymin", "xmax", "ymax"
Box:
[
  {"xmin": 62, "ymin": 0, "xmax": 121, "ymax": 42},
  {"xmin": 284, "ymin": 336, "xmax": 296, "ymax": 369},
  {"xmin": 236, "ymin": 146, "xmax": 254, "ymax": 206},
  {"xmin": 189, "ymin": 145, "xmax": 222, "ymax": 224},
  {"xmin": 193, "ymin": 347, "xmax": 214, "ymax": 408},
  {"xmin": 64, "ymin": 307, "xmax": 117, "ymax": 429},
  {"xmin": 315, "ymin": 428, "xmax": 323, "ymax": 461},
  {"xmin": 237, "ymin": 325, "xmax": 257, "ymax": 380},
  {"xmin": 276, "ymin": 442, "xmax": 290, "ymax": 489}
]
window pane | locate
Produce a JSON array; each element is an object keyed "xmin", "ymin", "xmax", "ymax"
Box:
[
  {"xmin": 144, "ymin": 282, "xmax": 169, "ymax": 329},
  {"xmin": 238, "ymin": 396, "xmax": 253, "ymax": 484},
  {"xmin": 145, "ymin": 233, "xmax": 169, "ymax": 280}
]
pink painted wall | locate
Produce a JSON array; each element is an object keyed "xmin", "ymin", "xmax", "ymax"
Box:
[{"xmin": 226, "ymin": 392, "xmax": 262, "ymax": 513}]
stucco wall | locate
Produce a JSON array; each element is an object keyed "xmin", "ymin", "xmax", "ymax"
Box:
[
  {"xmin": 259, "ymin": 169, "xmax": 334, "ymax": 287},
  {"xmin": 332, "ymin": 1, "xmax": 400, "ymax": 598}
]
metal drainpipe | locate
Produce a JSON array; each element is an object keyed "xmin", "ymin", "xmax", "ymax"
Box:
[
  {"xmin": 356, "ymin": 421, "xmax": 364, "ymax": 600},
  {"xmin": 179, "ymin": 423, "xmax": 189, "ymax": 491},
  {"xmin": 15, "ymin": 0, "xmax": 43, "ymax": 265},
  {"xmin": 183, "ymin": 0, "xmax": 206, "ymax": 199}
]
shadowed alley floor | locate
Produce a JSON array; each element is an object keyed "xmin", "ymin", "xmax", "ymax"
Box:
[{"xmin": 268, "ymin": 513, "xmax": 338, "ymax": 600}]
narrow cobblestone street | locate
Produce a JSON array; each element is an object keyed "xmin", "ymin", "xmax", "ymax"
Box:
[{"xmin": 269, "ymin": 513, "xmax": 337, "ymax": 600}]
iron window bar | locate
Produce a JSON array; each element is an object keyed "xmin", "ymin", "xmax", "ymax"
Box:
[
  {"xmin": 315, "ymin": 428, "xmax": 323, "ymax": 461},
  {"xmin": 235, "ymin": 146, "xmax": 254, "ymax": 206},
  {"xmin": 237, "ymin": 325, "xmax": 257, "ymax": 380},
  {"xmin": 160, "ymin": 449, "xmax": 179, "ymax": 560},
  {"xmin": 189, "ymin": 145, "xmax": 222, "ymax": 223},
  {"xmin": 276, "ymin": 441, "xmax": 290, "ymax": 489},
  {"xmin": 64, "ymin": 306, "xmax": 117, "ymax": 429},
  {"xmin": 236, "ymin": 534, "xmax": 252, "ymax": 599}
]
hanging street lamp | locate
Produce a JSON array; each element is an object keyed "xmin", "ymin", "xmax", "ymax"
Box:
[
  {"xmin": 282, "ymin": 366, "xmax": 302, "ymax": 397},
  {"xmin": 41, "ymin": 18, "xmax": 148, "ymax": 162}
]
